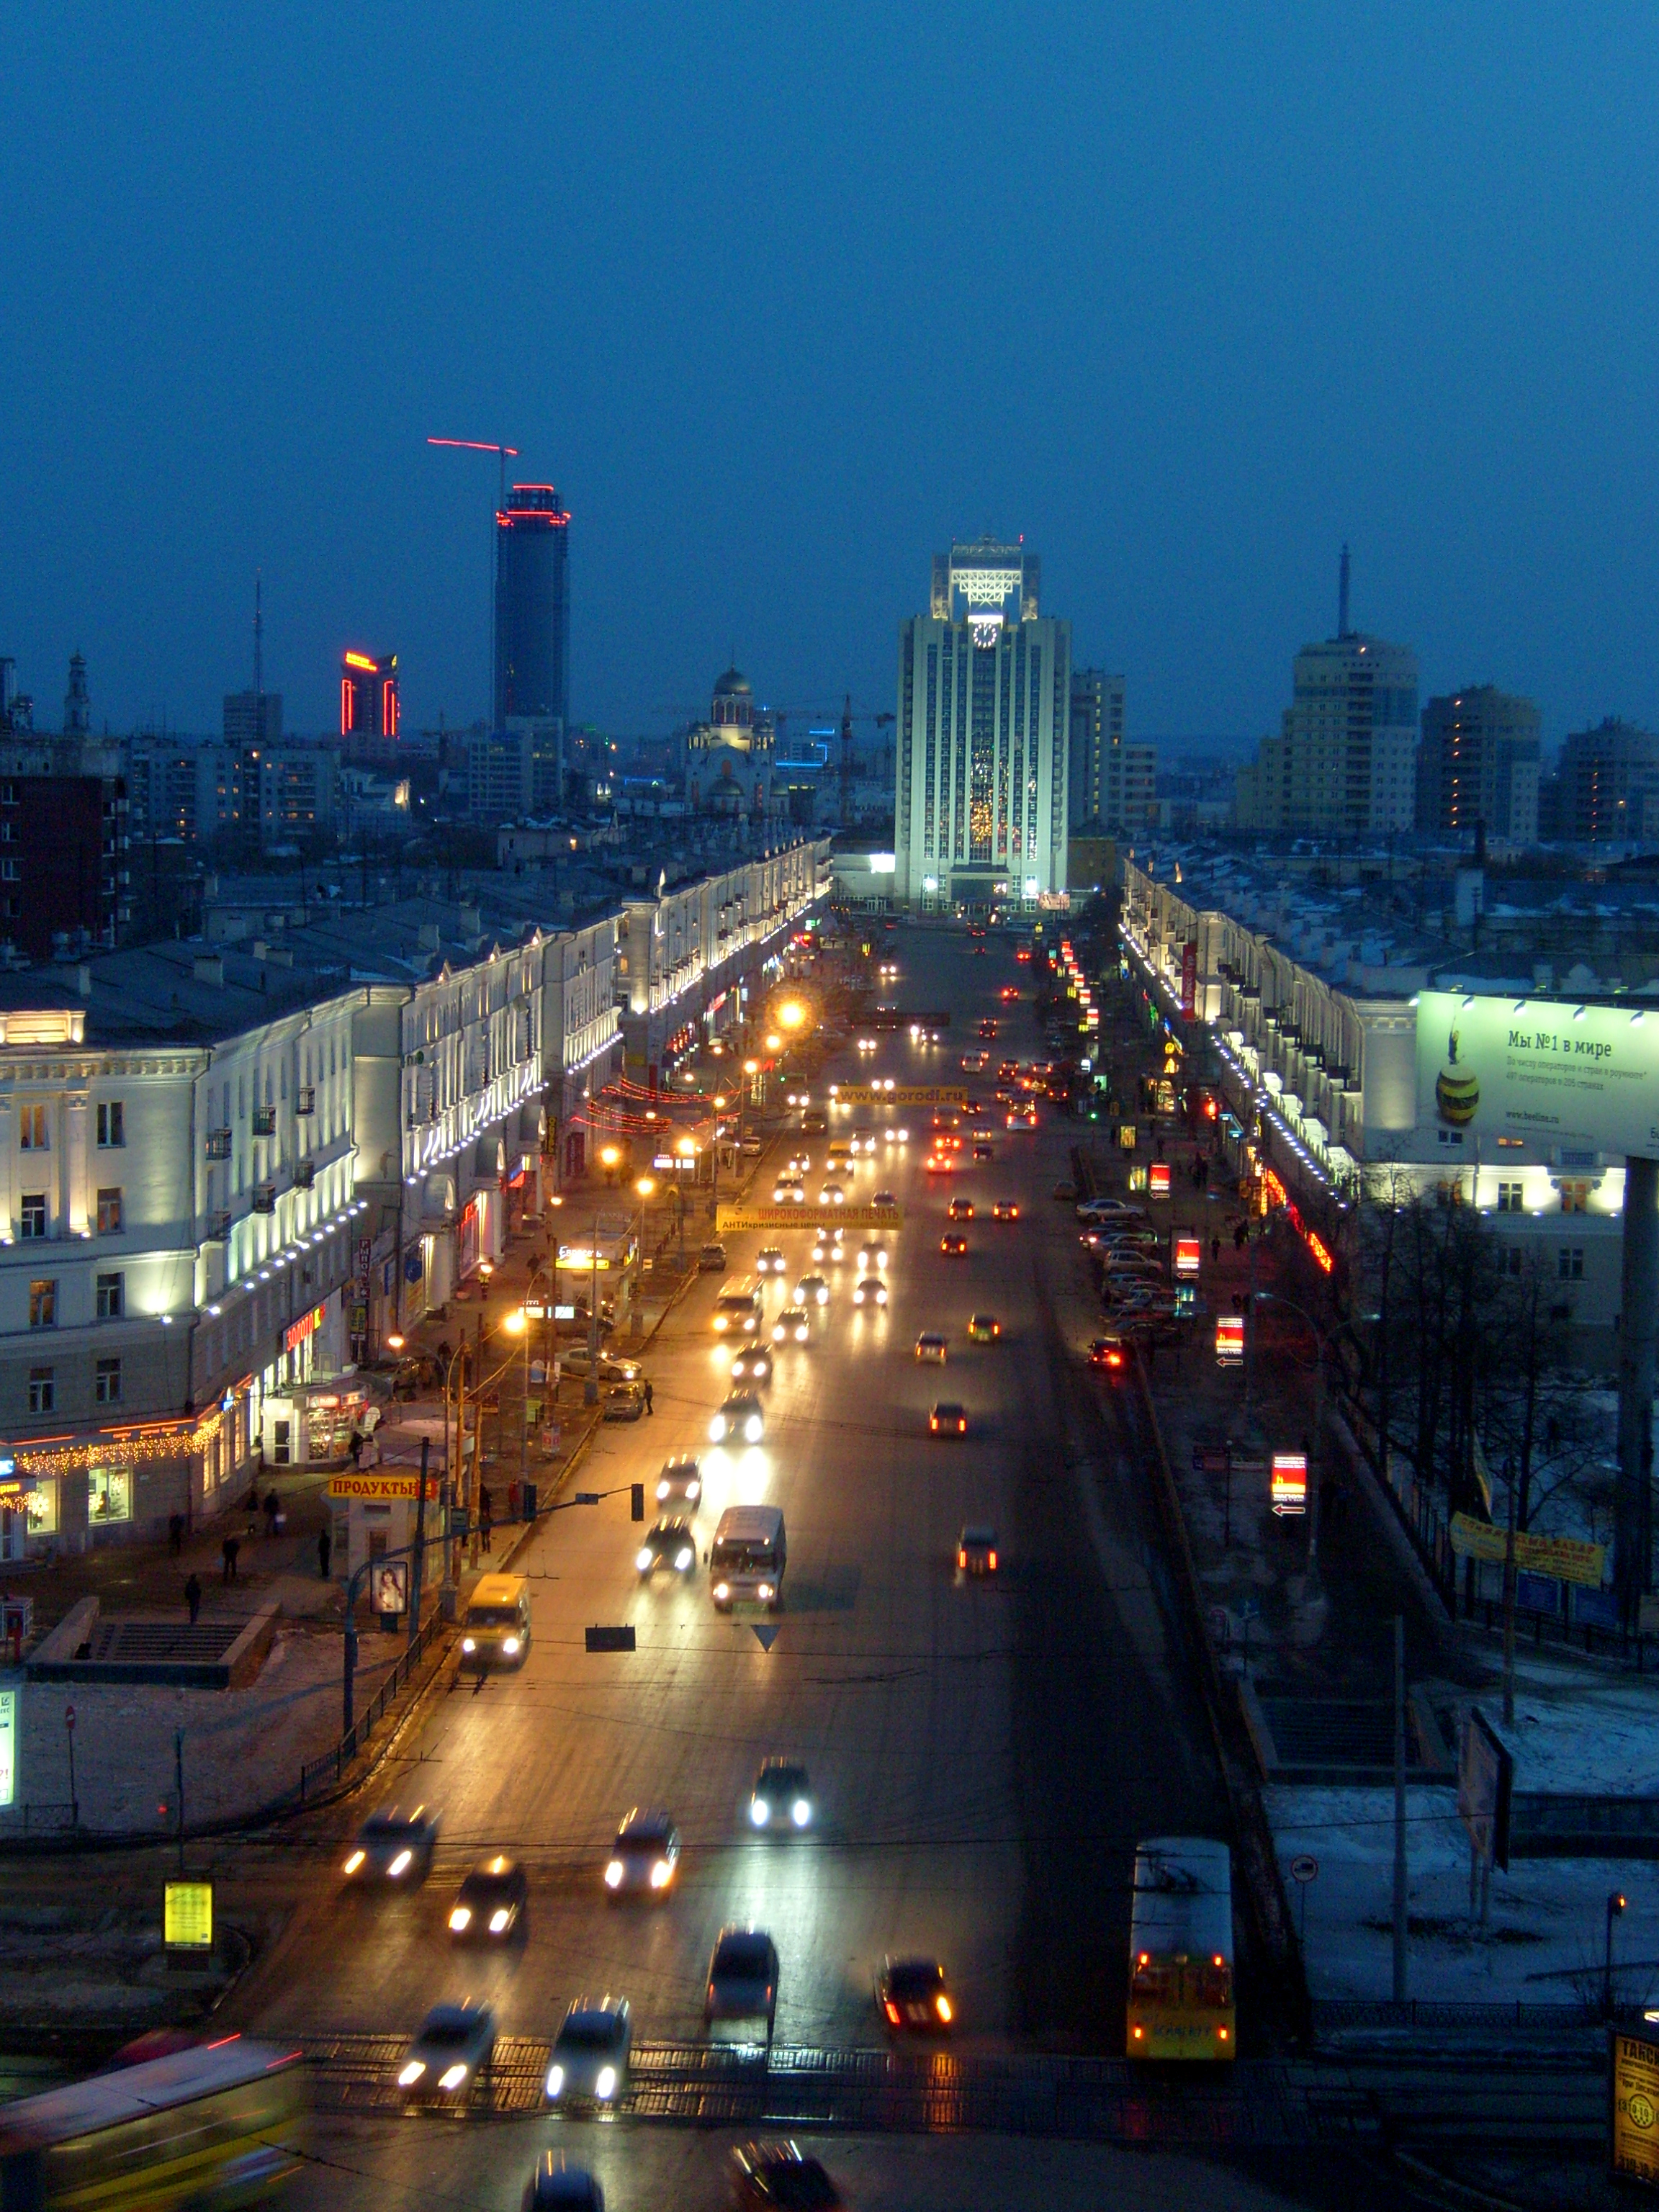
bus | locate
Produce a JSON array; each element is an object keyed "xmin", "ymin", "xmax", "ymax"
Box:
[
  {"xmin": 0, "ymin": 2036, "xmax": 307, "ymax": 2208},
  {"xmin": 1125, "ymin": 1836, "xmax": 1236, "ymax": 2060},
  {"xmin": 709, "ymin": 1505, "xmax": 786, "ymax": 1613},
  {"xmin": 711, "ymin": 1276, "xmax": 764, "ymax": 1336}
]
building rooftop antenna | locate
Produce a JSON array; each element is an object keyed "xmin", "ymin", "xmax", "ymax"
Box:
[{"xmin": 1337, "ymin": 542, "xmax": 1352, "ymax": 639}]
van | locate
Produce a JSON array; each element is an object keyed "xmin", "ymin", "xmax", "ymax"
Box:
[
  {"xmin": 462, "ymin": 1573, "xmax": 531, "ymax": 1668},
  {"xmin": 712, "ymin": 1275, "xmax": 763, "ymax": 1336},
  {"xmin": 709, "ymin": 1505, "xmax": 786, "ymax": 1612}
]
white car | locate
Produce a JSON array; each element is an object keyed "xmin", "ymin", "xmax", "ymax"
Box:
[
  {"xmin": 605, "ymin": 1808, "xmax": 680, "ymax": 1897},
  {"xmin": 852, "ymin": 1276, "xmax": 888, "ymax": 1308},
  {"xmin": 819, "ymin": 1182, "xmax": 846, "ymax": 1207},
  {"xmin": 655, "ymin": 1454, "xmax": 701, "ymax": 1506},
  {"xmin": 755, "ymin": 1246, "xmax": 787, "ymax": 1276},
  {"xmin": 794, "ymin": 1274, "xmax": 830, "ymax": 1308},
  {"xmin": 883, "ymin": 1125, "xmax": 910, "ymax": 1145},
  {"xmin": 772, "ymin": 1179, "xmax": 806, "ymax": 1206},
  {"xmin": 710, "ymin": 1391, "xmax": 765, "ymax": 1444},
  {"xmin": 545, "ymin": 1998, "xmax": 632, "ymax": 2109},
  {"xmin": 773, "ymin": 1306, "xmax": 811, "ymax": 1344},
  {"xmin": 397, "ymin": 2002, "xmax": 495, "ymax": 2100},
  {"xmin": 856, "ymin": 1242, "xmax": 889, "ymax": 1272}
]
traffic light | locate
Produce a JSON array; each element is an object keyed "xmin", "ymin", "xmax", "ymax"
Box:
[{"xmin": 631, "ymin": 1482, "xmax": 644, "ymax": 1522}]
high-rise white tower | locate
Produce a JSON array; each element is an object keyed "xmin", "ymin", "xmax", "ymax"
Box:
[{"xmin": 894, "ymin": 539, "xmax": 1070, "ymax": 908}]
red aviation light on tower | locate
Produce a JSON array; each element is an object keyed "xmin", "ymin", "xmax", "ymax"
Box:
[{"xmin": 498, "ymin": 484, "xmax": 570, "ymax": 527}]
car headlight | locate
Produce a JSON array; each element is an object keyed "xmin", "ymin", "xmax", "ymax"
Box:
[
  {"xmin": 343, "ymin": 1850, "xmax": 365, "ymax": 1875},
  {"xmin": 709, "ymin": 1416, "xmax": 727, "ymax": 1440},
  {"xmin": 686, "ymin": 1479, "xmax": 701, "ymax": 1499},
  {"xmin": 636, "ymin": 1546, "xmax": 655, "ymax": 1572},
  {"xmin": 745, "ymin": 1416, "xmax": 763, "ymax": 1442},
  {"xmin": 596, "ymin": 2065, "xmax": 618, "ymax": 2100},
  {"xmin": 604, "ymin": 1859, "xmax": 624, "ymax": 1889},
  {"xmin": 757, "ymin": 1582, "xmax": 775, "ymax": 1601},
  {"xmin": 714, "ymin": 1581, "xmax": 730, "ymax": 1601},
  {"xmin": 449, "ymin": 1905, "xmax": 472, "ymax": 1932},
  {"xmin": 649, "ymin": 1858, "xmax": 673, "ymax": 1888},
  {"xmin": 387, "ymin": 1850, "xmax": 412, "ymax": 1878},
  {"xmin": 792, "ymin": 1798, "xmax": 811, "ymax": 1827},
  {"xmin": 398, "ymin": 2059, "xmax": 426, "ymax": 2087},
  {"xmin": 936, "ymin": 1995, "xmax": 953, "ymax": 2022},
  {"xmin": 656, "ymin": 1480, "xmax": 670, "ymax": 1500},
  {"xmin": 502, "ymin": 1636, "xmax": 520, "ymax": 1655},
  {"xmin": 675, "ymin": 1547, "xmax": 694, "ymax": 1570},
  {"xmin": 547, "ymin": 2064, "xmax": 565, "ymax": 2098},
  {"xmin": 438, "ymin": 2064, "xmax": 469, "ymax": 2093},
  {"xmin": 461, "ymin": 1637, "xmax": 477, "ymax": 1653},
  {"xmin": 750, "ymin": 1797, "xmax": 770, "ymax": 1826},
  {"xmin": 489, "ymin": 1906, "xmax": 511, "ymax": 1933}
]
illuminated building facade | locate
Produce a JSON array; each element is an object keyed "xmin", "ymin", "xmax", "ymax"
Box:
[
  {"xmin": 894, "ymin": 539, "xmax": 1071, "ymax": 909},
  {"xmin": 495, "ymin": 485, "xmax": 570, "ymax": 733},
  {"xmin": 340, "ymin": 649, "xmax": 399, "ymax": 760}
]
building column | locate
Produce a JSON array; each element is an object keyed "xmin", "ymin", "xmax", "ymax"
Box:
[{"xmin": 1615, "ymin": 1154, "xmax": 1659, "ymax": 1632}]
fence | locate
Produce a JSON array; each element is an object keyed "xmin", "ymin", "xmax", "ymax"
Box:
[{"xmin": 297, "ymin": 1606, "xmax": 449, "ymax": 1804}]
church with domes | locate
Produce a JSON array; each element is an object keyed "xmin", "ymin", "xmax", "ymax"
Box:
[{"xmin": 681, "ymin": 665, "xmax": 775, "ymax": 816}]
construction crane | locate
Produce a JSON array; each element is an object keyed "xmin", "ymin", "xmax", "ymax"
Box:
[
  {"xmin": 427, "ymin": 436, "xmax": 519, "ymax": 727},
  {"xmin": 769, "ymin": 698, "xmax": 896, "ymax": 827}
]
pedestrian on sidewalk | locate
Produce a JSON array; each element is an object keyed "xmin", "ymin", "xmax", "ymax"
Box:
[
  {"xmin": 262, "ymin": 1488, "xmax": 280, "ymax": 1537},
  {"xmin": 348, "ymin": 1428, "xmax": 363, "ymax": 1468},
  {"xmin": 318, "ymin": 1525, "xmax": 332, "ymax": 1579},
  {"xmin": 184, "ymin": 1572, "xmax": 202, "ymax": 1624},
  {"xmin": 644, "ymin": 1380, "xmax": 655, "ymax": 1416},
  {"xmin": 1211, "ymin": 1234, "xmax": 1221, "ymax": 1266},
  {"xmin": 480, "ymin": 1493, "xmax": 493, "ymax": 1553},
  {"xmin": 221, "ymin": 1534, "xmax": 240, "ymax": 1584},
  {"xmin": 168, "ymin": 1512, "xmax": 184, "ymax": 1558}
]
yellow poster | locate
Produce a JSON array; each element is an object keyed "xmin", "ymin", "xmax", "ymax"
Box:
[
  {"xmin": 164, "ymin": 1881, "xmax": 214, "ymax": 1950},
  {"xmin": 1612, "ymin": 2031, "xmax": 1659, "ymax": 2185},
  {"xmin": 1449, "ymin": 1513, "xmax": 1606, "ymax": 1588}
]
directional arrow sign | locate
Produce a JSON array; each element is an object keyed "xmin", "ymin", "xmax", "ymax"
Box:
[{"xmin": 751, "ymin": 1624, "xmax": 781, "ymax": 1653}]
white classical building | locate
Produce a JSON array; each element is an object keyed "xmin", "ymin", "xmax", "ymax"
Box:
[{"xmin": 894, "ymin": 540, "xmax": 1070, "ymax": 909}]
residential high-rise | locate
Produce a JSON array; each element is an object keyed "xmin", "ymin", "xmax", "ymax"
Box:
[
  {"xmin": 495, "ymin": 485, "xmax": 570, "ymax": 733},
  {"xmin": 894, "ymin": 539, "xmax": 1070, "ymax": 908},
  {"xmin": 223, "ymin": 691, "xmax": 282, "ymax": 748},
  {"xmin": 1551, "ymin": 719, "xmax": 1659, "ymax": 844},
  {"xmin": 1234, "ymin": 555, "xmax": 1416, "ymax": 835},
  {"xmin": 63, "ymin": 652, "xmax": 91, "ymax": 736},
  {"xmin": 1416, "ymin": 685, "xmax": 1542, "ymax": 845},
  {"xmin": 1068, "ymin": 669, "xmax": 1124, "ymax": 827}
]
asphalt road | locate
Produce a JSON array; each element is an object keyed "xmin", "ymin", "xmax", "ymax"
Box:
[{"xmin": 234, "ymin": 923, "xmax": 1233, "ymax": 2056}]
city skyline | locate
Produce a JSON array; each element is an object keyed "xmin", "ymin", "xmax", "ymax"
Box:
[{"xmin": 5, "ymin": 6, "xmax": 1659, "ymax": 748}]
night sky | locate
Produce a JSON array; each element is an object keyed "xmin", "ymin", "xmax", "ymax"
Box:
[{"xmin": 4, "ymin": 3, "xmax": 1656, "ymax": 750}]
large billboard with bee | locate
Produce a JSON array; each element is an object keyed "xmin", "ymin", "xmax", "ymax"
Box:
[{"xmin": 1416, "ymin": 991, "xmax": 1659, "ymax": 1158}]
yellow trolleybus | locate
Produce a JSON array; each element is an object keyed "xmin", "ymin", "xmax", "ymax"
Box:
[
  {"xmin": 0, "ymin": 2036, "xmax": 307, "ymax": 2210},
  {"xmin": 1126, "ymin": 1835, "xmax": 1236, "ymax": 2060}
]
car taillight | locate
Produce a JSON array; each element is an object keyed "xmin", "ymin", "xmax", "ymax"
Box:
[
  {"xmin": 957, "ymin": 1548, "xmax": 966, "ymax": 1567},
  {"xmin": 988, "ymin": 1550, "xmax": 997, "ymax": 1569},
  {"xmin": 884, "ymin": 2000, "xmax": 901, "ymax": 2024}
]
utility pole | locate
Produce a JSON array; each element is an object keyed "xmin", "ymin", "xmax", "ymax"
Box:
[
  {"xmin": 585, "ymin": 1208, "xmax": 601, "ymax": 1406},
  {"xmin": 469, "ymin": 1309, "xmax": 483, "ymax": 1568},
  {"xmin": 1393, "ymin": 1613, "xmax": 1409, "ymax": 2002}
]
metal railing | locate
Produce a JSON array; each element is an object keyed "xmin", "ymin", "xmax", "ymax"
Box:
[{"xmin": 297, "ymin": 1607, "xmax": 449, "ymax": 1804}]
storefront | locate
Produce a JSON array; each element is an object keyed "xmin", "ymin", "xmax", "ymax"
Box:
[
  {"xmin": 1, "ymin": 1404, "xmax": 235, "ymax": 1553},
  {"xmin": 259, "ymin": 1376, "xmax": 374, "ymax": 1470}
]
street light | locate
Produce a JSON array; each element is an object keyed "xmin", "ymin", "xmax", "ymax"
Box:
[{"xmin": 1606, "ymin": 1890, "xmax": 1627, "ymax": 2018}]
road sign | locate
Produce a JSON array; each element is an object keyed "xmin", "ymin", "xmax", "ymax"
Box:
[
  {"xmin": 1193, "ymin": 1444, "xmax": 1230, "ymax": 1474},
  {"xmin": 574, "ymin": 1492, "xmax": 601, "ymax": 1506},
  {"xmin": 584, "ymin": 1625, "xmax": 636, "ymax": 1653},
  {"xmin": 751, "ymin": 1624, "xmax": 781, "ymax": 1653},
  {"xmin": 64, "ymin": 1703, "xmax": 76, "ymax": 1731},
  {"xmin": 1290, "ymin": 1854, "xmax": 1318, "ymax": 1884}
]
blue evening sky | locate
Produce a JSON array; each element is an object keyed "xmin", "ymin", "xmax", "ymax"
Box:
[{"xmin": 3, "ymin": 3, "xmax": 1656, "ymax": 752}]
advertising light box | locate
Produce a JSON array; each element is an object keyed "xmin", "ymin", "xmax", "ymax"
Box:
[{"xmin": 1416, "ymin": 990, "xmax": 1659, "ymax": 1158}]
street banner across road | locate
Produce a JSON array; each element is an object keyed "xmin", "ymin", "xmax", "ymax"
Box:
[
  {"xmin": 1449, "ymin": 1511, "xmax": 1606, "ymax": 1588},
  {"xmin": 716, "ymin": 1203, "xmax": 904, "ymax": 1231},
  {"xmin": 825, "ymin": 1085, "xmax": 968, "ymax": 1106}
]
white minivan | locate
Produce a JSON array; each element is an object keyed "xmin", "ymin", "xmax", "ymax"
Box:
[{"xmin": 709, "ymin": 1505, "xmax": 786, "ymax": 1613}]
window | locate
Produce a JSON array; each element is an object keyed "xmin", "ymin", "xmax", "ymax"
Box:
[
  {"xmin": 24, "ymin": 1478, "xmax": 58, "ymax": 1537},
  {"xmin": 1499, "ymin": 1247, "xmax": 1523, "ymax": 1277},
  {"xmin": 0, "ymin": 860, "xmax": 17, "ymax": 883},
  {"xmin": 96, "ymin": 1187, "xmax": 123, "ymax": 1235},
  {"xmin": 96, "ymin": 1272, "xmax": 124, "ymax": 1319},
  {"xmin": 27, "ymin": 1367, "xmax": 53, "ymax": 1414},
  {"xmin": 89, "ymin": 1467, "xmax": 131, "ymax": 1523},
  {"xmin": 96, "ymin": 1101, "xmax": 124, "ymax": 1148},
  {"xmin": 19, "ymin": 1193, "xmax": 45, "ymax": 1239},
  {"xmin": 27, "ymin": 1280, "xmax": 55, "ymax": 1328},
  {"xmin": 94, "ymin": 1357, "xmax": 122, "ymax": 1405},
  {"xmin": 1558, "ymin": 1246, "xmax": 1585, "ymax": 1281},
  {"xmin": 18, "ymin": 1105, "xmax": 47, "ymax": 1151},
  {"xmin": 1560, "ymin": 1179, "xmax": 1592, "ymax": 1215},
  {"xmin": 1497, "ymin": 1182, "xmax": 1524, "ymax": 1213},
  {"xmin": 1436, "ymin": 1125, "xmax": 1465, "ymax": 1147}
]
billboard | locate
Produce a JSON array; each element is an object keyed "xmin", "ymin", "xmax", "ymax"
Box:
[{"xmin": 1416, "ymin": 989, "xmax": 1659, "ymax": 1159}]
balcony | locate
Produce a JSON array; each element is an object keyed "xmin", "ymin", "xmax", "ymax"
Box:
[
  {"xmin": 252, "ymin": 1183, "xmax": 277, "ymax": 1215},
  {"xmin": 295, "ymin": 1159, "xmax": 315, "ymax": 1190},
  {"xmin": 205, "ymin": 1209, "xmax": 233, "ymax": 1243},
  {"xmin": 296, "ymin": 1087, "xmax": 315, "ymax": 1117},
  {"xmin": 204, "ymin": 1128, "xmax": 233, "ymax": 1161},
  {"xmin": 251, "ymin": 1106, "xmax": 277, "ymax": 1137}
]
